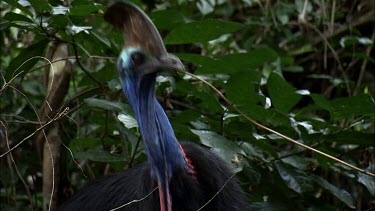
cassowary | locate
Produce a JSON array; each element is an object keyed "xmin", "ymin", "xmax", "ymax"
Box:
[{"xmin": 59, "ymin": 2, "xmax": 248, "ymax": 210}]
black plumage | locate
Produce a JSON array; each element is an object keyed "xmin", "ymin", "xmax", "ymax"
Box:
[{"xmin": 59, "ymin": 142, "xmax": 248, "ymax": 210}]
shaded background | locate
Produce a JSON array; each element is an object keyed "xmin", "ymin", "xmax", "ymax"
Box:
[{"xmin": 1, "ymin": 0, "xmax": 374, "ymax": 210}]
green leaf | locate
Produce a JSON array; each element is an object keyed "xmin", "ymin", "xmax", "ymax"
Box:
[
  {"xmin": 115, "ymin": 121, "xmax": 139, "ymax": 148},
  {"xmin": 340, "ymin": 36, "xmax": 374, "ymax": 48},
  {"xmin": 275, "ymin": 161, "xmax": 314, "ymax": 194},
  {"xmin": 69, "ymin": 5, "xmax": 106, "ymax": 16},
  {"xmin": 84, "ymin": 98, "xmax": 129, "ymax": 112},
  {"xmin": 174, "ymin": 79, "xmax": 223, "ymax": 114},
  {"xmin": 74, "ymin": 149, "xmax": 124, "ymax": 162},
  {"xmin": 118, "ymin": 113, "xmax": 138, "ymax": 129},
  {"xmin": 329, "ymin": 94, "xmax": 374, "ymax": 119},
  {"xmin": 28, "ymin": 0, "xmax": 50, "ymax": 12},
  {"xmin": 358, "ymin": 171, "xmax": 375, "ymax": 196},
  {"xmin": 176, "ymin": 48, "xmax": 278, "ymax": 74},
  {"xmin": 49, "ymin": 15, "xmax": 69, "ymax": 30},
  {"xmin": 164, "ymin": 20, "xmax": 243, "ymax": 44},
  {"xmin": 312, "ymin": 94, "xmax": 374, "ymax": 119},
  {"xmin": 2, "ymin": 0, "xmax": 34, "ymax": 17},
  {"xmin": 321, "ymin": 131, "xmax": 375, "ymax": 146},
  {"xmin": 5, "ymin": 39, "xmax": 49, "ymax": 81},
  {"xmin": 171, "ymin": 109, "xmax": 201, "ymax": 124},
  {"xmin": 190, "ymin": 129, "xmax": 245, "ymax": 162},
  {"xmin": 268, "ymin": 72, "xmax": 302, "ymax": 113},
  {"xmin": 3, "ymin": 12, "xmax": 34, "ymax": 23},
  {"xmin": 225, "ymin": 70, "xmax": 261, "ymax": 108},
  {"xmin": 79, "ymin": 64, "xmax": 117, "ymax": 86},
  {"xmin": 91, "ymin": 31, "xmax": 111, "ymax": 48},
  {"xmin": 150, "ymin": 9, "xmax": 185, "ymax": 30},
  {"xmin": 310, "ymin": 94, "xmax": 330, "ymax": 111},
  {"xmin": 208, "ymin": 49, "xmax": 278, "ymax": 73},
  {"xmin": 70, "ymin": 138, "xmax": 102, "ymax": 149},
  {"xmin": 311, "ymin": 175, "xmax": 355, "ymax": 208},
  {"xmin": 75, "ymin": 42, "xmax": 91, "ymax": 58}
]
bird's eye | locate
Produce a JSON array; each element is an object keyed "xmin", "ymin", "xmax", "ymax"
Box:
[{"xmin": 130, "ymin": 52, "xmax": 145, "ymax": 66}]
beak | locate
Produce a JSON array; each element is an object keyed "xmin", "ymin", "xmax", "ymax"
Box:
[
  {"xmin": 158, "ymin": 54, "xmax": 185, "ymax": 72},
  {"xmin": 141, "ymin": 54, "xmax": 184, "ymax": 75}
]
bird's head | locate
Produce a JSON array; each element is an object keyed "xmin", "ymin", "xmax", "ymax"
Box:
[
  {"xmin": 117, "ymin": 48, "xmax": 184, "ymax": 78},
  {"xmin": 106, "ymin": 1, "xmax": 185, "ymax": 116},
  {"xmin": 105, "ymin": 1, "xmax": 184, "ymax": 78}
]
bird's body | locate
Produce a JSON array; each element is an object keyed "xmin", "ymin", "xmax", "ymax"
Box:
[
  {"xmin": 60, "ymin": 2, "xmax": 248, "ymax": 210},
  {"xmin": 59, "ymin": 142, "xmax": 247, "ymax": 211}
]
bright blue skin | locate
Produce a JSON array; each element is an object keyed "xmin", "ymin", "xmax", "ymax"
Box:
[{"xmin": 117, "ymin": 47, "xmax": 188, "ymax": 209}]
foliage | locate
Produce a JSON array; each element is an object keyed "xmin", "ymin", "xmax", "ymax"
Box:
[{"xmin": 1, "ymin": 0, "xmax": 374, "ymax": 210}]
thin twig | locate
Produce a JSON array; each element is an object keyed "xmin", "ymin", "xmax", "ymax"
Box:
[
  {"xmin": 197, "ymin": 173, "xmax": 236, "ymax": 211},
  {"xmin": 0, "ymin": 107, "xmax": 69, "ymax": 158},
  {"xmin": 71, "ymin": 36, "xmax": 105, "ymax": 91},
  {"xmin": 0, "ymin": 121, "xmax": 34, "ymax": 210},
  {"xmin": 353, "ymin": 33, "xmax": 374, "ymax": 96},
  {"xmin": 303, "ymin": 22, "xmax": 351, "ymax": 95},
  {"xmin": 110, "ymin": 187, "xmax": 158, "ymax": 211},
  {"xmin": 128, "ymin": 136, "xmax": 142, "ymax": 168},
  {"xmin": 28, "ymin": 56, "xmax": 116, "ymax": 73}
]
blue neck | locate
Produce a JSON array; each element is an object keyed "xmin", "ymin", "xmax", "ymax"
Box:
[{"xmin": 120, "ymin": 67, "xmax": 188, "ymax": 181}]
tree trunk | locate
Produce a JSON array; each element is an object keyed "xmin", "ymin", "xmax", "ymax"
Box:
[{"xmin": 34, "ymin": 42, "xmax": 71, "ymax": 211}]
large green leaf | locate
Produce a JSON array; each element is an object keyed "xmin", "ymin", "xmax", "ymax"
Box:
[
  {"xmin": 358, "ymin": 171, "xmax": 375, "ymax": 196},
  {"xmin": 312, "ymin": 94, "xmax": 374, "ymax": 119},
  {"xmin": 2, "ymin": 0, "xmax": 34, "ymax": 17},
  {"xmin": 175, "ymin": 53, "xmax": 216, "ymax": 69},
  {"xmin": 173, "ymin": 79, "xmax": 223, "ymax": 114},
  {"xmin": 329, "ymin": 94, "xmax": 374, "ymax": 119},
  {"xmin": 225, "ymin": 70, "xmax": 261, "ymax": 110},
  {"xmin": 203, "ymin": 49, "xmax": 278, "ymax": 74},
  {"xmin": 275, "ymin": 161, "xmax": 314, "ymax": 194},
  {"xmin": 84, "ymin": 98, "xmax": 130, "ymax": 112},
  {"xmin": 5, "ymin": 39, "xmax": 49, "ymax": 81},
  {"xmin": 176, "ymin": 48, "xmax": 278, "ymax": 74},
  {"xmin": 190, "ymin": 129, "xmax": 245, "ymax": 162},
  {"xmin": 79, "ymin": 64, "xmax": 117, "ymax": 86},
  {"xmin": 28, "ymin": 0, "xmax": 50, "ymax": 12},
  {"xmin": 150, "ymin": 9, "xmax": 185, "ymax": 30},
  {"xmin": 3, "ymin": 12, "xmax": 34, "ymax": 23},
  {"xmin": 311, "ymin": 175, "xmax": 355, "ymax": 208},
  {"xmin": 69, "ymin": 5, "xmax": 106, "ymax": 16},
  {"xmin": 322, "ymin": 131, "xmax": 375, "ymax": 146},
  {"xmin": 164, "ymin": 20, "xmax": 243, "ymax": 44},
  {"xmin": 268, "ymin": 72, "xmax": 302, "ymax": 113}
]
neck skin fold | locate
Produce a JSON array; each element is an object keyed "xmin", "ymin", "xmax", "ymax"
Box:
[{"xmin": 120, "ymin": 61, "xmax": 187, "ymax": 210}]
